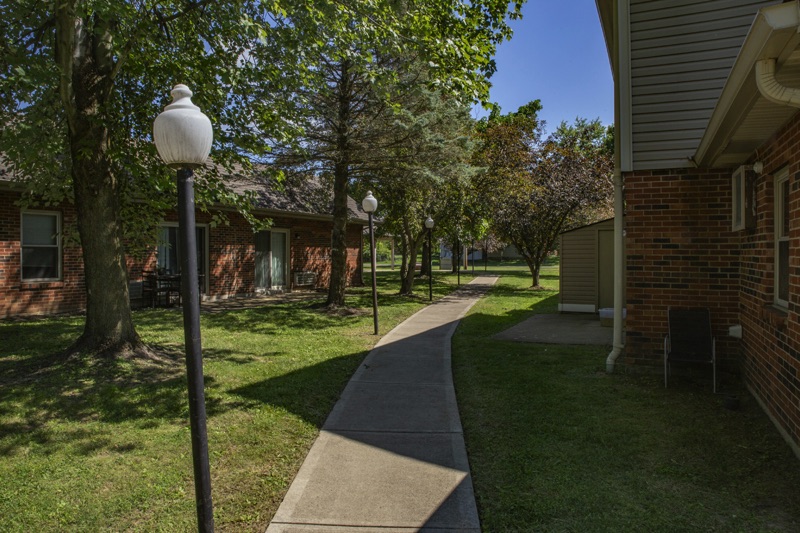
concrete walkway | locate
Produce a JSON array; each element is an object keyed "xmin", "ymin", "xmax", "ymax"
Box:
[{"xmin": 266, "ymin": 276, "xmax": 498, "ymax": 533}]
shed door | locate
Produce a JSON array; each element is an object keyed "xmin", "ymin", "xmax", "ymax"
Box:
[{"xmin": 598, "ymin": 230, "xmax": 614, "ymax": 309}]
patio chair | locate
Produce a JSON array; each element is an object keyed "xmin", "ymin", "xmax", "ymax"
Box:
[
  {"xmin": 142, "ymin": 271, "xmax": 181, "ymax": 307},
  {"xmin": 664, "ymin": 308, "xmax": 716, "ymax": 393}
]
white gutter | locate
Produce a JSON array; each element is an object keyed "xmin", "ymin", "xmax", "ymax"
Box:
[
  {"xmin": 606, "ymin": 168, "xmax": 625, "ymax": 373},
  {"xmin": 756, "ymin": 58, "xmax": 800, "ymax": 108},
  {"xmin": 694, "ymin": 0, "xmax": 800, "ymax": 166}
]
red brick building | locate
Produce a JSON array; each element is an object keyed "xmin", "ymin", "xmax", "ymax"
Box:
[
  {"xmin": 1, "ymin": 175, "xmax": 367, "ymax": 318},
  {"xmin": 597, "ymin": 0, "xmax": 800, "ymax": 456}
]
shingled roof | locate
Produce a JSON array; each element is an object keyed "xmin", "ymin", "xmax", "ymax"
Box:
[
  {"xmin": 0, "ymin": 161, "xmax": 370, "ymax": 225},
  {"xmin": 226, "ymin": 170, "xmax": 369, "ymax": 224}
]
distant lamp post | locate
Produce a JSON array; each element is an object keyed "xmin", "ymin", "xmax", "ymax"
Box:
[
  {"xmin": 456, "ymin": 232, "xmax": 461, "ymax": 288},
  {"xmin": 153, "ymin": 84, "xmax": 214, "ymax": 533},
  {"xmin": 362, "ymin": 191, "xmax": 379, "ymax": 334},
  {"xmin": 425, "ymin": 216, "xmax": 434, "ymax": 301}
]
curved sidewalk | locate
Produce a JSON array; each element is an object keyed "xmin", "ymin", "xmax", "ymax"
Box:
[{"xmin": 267, "ymin": 276, "xmax": 498, "ymax": 533}]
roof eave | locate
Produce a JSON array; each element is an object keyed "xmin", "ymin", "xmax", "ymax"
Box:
[
  {"xmin": 695, "ymin": 1, "xmax": 800, "ymax": 168},
  {"xmin": 595, "ymin": 0, "xmax": 616, "ymax": 73}
]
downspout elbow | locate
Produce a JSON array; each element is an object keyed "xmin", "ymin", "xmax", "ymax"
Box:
[
  {"xmin": 756, "ymin": 58, "xmax": 800, "ymax": 108},
  {"xmin": 606, "ymin": 346, "xmax": 622, "ymax": 373}
]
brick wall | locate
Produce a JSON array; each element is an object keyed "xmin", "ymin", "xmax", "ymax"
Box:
[
  {"xmin": 623, "ymin": 168, "xmax": 740, "ymax": 366},
  {"xmin": 623, "ymin": 113, "xmax": 800, "ymax": 452},
  {"xmin": 0, "ymin": 191, "xmax": 86, "ymax": 317},
  {"xmin": 124, "ymin": 210, "xmax": 364, "ymax": 299},
  {"xmin": 737, "ymin": 115, "xmax": 800, "ymax": 449},
  {"xmin": 2, "ymin": 192, "xmax": 364, "ymax": 317}
]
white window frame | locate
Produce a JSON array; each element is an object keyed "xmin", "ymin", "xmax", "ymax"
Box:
[
  {"xmin": 20, "ymin": 210, "xmax": 62, "ymax": 282},
  {"xmin": 775, "ymin": 169, "xmax": 790, "ymax": 308}
]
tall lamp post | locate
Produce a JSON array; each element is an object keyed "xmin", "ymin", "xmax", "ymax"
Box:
[
  {"xmin": 363, "ymin": 191, "xmax": 379, "ymax": 334},
  {"xmin": 425, "ymin": 216, "xmax": 434, "ymax": 301},
  {"xmin": 153, "ymin": 84, "xmax": 214, "ymax": 532}
]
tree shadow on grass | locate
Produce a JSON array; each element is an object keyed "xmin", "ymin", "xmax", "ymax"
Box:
[
  {"xmin": 230, "ymin": 350, "xmax": 368, "ymax": 429},
  {"xmin": 0, "ymin": 343, "xmax": 257, "ymax": 457},
  {"xmin": 452, "ymin": 293, "xmax": 560, "ymax": 340}
]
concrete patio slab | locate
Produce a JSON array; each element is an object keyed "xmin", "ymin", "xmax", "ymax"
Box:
[{"xmin": 493, "ymin": 312, "xmax": 614, "ymax": 345}]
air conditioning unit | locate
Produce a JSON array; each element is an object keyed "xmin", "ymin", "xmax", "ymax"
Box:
[{"xmin": 293, "ymin": 271, "xmax": 317, "ymax": 286}]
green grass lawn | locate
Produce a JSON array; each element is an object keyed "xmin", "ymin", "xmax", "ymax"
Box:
[
  {"xmin": 452, "ymin": 264, "xmax": 800, "ymax": 532},
  {"xmin": 6, "ymin": 258, "xmax": 799, "ymax": 532},
  {"xmin": 0, "ymin": 269, "xmax": 472, "ymax": 532}
]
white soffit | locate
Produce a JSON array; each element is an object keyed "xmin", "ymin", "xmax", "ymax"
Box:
[{"xmin": 695, "ymin": 1, "xmax": 800, "ymax": 168}]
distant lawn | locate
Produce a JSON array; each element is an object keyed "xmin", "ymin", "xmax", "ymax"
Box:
[
  {"xmin": 453, "ymin": 265, "xmax": 800, "ymax": 532},
  {"xmin": 0, "ymin": 270, "xmax": 472, "ymax": 531}
]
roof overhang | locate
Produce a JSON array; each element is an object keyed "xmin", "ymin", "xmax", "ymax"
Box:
[
  {"xmin": 695, "ymin": 1, "xmax": 800, "ymax": 168},
  {"xmin": 595, "ymin": 0, "xmax": 615, "ymax": 73}
]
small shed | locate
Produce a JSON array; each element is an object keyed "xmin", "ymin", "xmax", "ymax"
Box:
[{"xmin": 558, "ymin": 218, "xmax": 620, "ymax": 313}]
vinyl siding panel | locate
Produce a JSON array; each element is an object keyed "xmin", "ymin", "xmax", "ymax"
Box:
[
  {"xmin": 560, "ymin": 231, "xmax": 597, "ymax": 307},
  {"xmin": 628, "ymin": 0, "xmax": 780, "ymax": 170},
  {"xmin": 559, "ymin": 220, "xmax": 615, "ymax": 310}
]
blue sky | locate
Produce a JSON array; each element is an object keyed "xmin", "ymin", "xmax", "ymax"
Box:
[{"xmin": 474, "ymin": 0, "xmax": 614, "ymax": 133}]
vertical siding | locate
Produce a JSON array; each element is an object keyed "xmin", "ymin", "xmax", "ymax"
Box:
[
  {"xmin": 560, "ymin": 222, "xmax": 612, "ymax": 309},
  {"xmin": 629, "ymin": 0, "xmax": 779, "ymax": 170}
]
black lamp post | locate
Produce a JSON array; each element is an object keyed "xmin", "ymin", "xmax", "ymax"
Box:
[
  {"xmin": 456, "ymin": 233, "xmax": 461, "ymax": 288},
  {"xmin": 425, "ymin": 216, "xmax": 434, "ymax": 301},
  {"xmin": 363, "ymin": 191, "xmax": 379, "ymax": 335},
  {"xmin": 153, "ymin": 84, "xmax": 214, "ymax": 532}
]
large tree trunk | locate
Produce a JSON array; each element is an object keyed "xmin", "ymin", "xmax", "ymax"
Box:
[
  {"xmin": 326, "ymin": 60, "xmax": 353, "ymax": 307},
  {"xmin": 57, "ymin": 9, "xmax": 142, "ymax": 355},
  {"xmin": 327, "ymin": 161, "xmax": 350, "ymax": 307},
  {"xmin": 70, "ymin": 117, "xmax": 141, "ymax": 354}
]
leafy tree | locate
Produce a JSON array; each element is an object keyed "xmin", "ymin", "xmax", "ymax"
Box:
[
  {"xmin": 358, "ymin": 81, "xmax": 477, "ymax": 295},
  {"xmin": 269, "ymin": 0, "xmax": 523, "ymax": 305},
  {"xmin": 0, "ymin": 0, "xmax": 523, "ymax": 354},
  {"xmin": 476, "ymin": 104, "xmax": 613, "ymax": 286}
]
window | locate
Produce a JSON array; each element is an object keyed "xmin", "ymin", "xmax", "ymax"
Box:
[
  {"xmin": 157, "ymin": 224, "xmax": 208, "ymax": 290},
  {"xmin": 775, "ymin": 170, "xmax": 790, "ymax": 307},
  {"xmin": 21, "ymin": 211, "xmax": 61, "ymax": 281}
]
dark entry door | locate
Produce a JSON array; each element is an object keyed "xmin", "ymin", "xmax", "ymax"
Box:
[{"xmin": 255, "ymin": 230, "xmax": 271, "ymax": 291}]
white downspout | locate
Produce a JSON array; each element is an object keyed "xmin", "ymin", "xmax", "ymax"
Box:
[
  {"xmin": 606, "ymin": 0, "xmax": 628, "ymax": 373},
  {"xmin": 606, "ymin": 168, "xmax": 625, "ymax": 372}
]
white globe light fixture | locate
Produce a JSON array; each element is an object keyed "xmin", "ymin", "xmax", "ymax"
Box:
[
  {"xmin": 153, "ymin": 84, "xmax": 214, "ymax": 532},
  {"xmin": 362, "ymin": 191, "xmax": 378, "ymax": 213},
  {"xmin": 153, "ymin": 84, "xmax": 213, "ymax": 168},
  {"xmin": 425, "ymin": 216, "xmax": 434, "ymax": 230},
  {"xmin": 363, "ymin": 191, "xmax": 379, "ymax": 334}
]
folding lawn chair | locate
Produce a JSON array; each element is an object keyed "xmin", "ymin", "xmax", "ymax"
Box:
[{"xmin": 664, "ymin": 308, "xmax": 716, "ymax": 393}]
